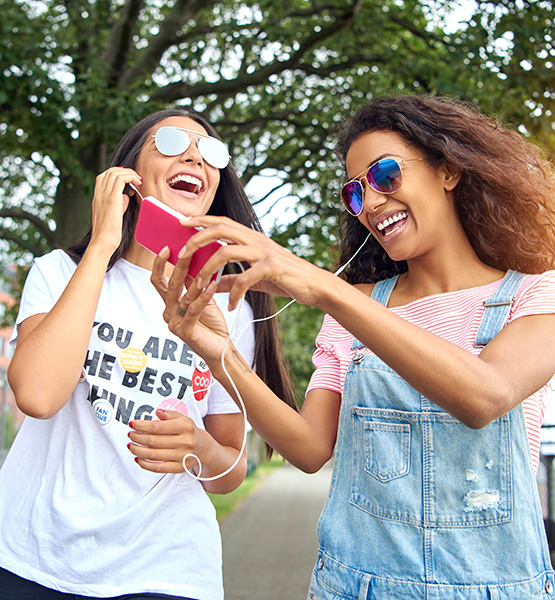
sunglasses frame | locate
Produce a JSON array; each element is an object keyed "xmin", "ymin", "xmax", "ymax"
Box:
[
  {"xmin": 341, "ymin": 157, "xmax": 424, "ymax": 216},
  {"xmin": 152, "ymin": 126, "xmax": 230, "ymax": 169}
]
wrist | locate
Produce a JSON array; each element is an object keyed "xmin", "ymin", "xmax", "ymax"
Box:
[
  {"xmin": 313, "ymin": 270, "xmax": 349, "ymax": 313},
  {"xmin": 208, "ymin": 343, "xmax": 252, "ymax": 384},
  {"xmin": 83, "ymin": 241, "xmax": 117, "ymax": 266}
]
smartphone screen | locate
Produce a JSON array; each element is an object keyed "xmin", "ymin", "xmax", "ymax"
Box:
[{"xmin": 134, "ymin": 196, "xmax": 224, "ymax": 282}]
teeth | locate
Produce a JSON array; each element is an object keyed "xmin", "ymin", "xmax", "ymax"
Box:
[
  {"xmin": 376, "ymin": 211, "xmax": 408, "ymax": 231},
  {"xmin": 168, "ymin": 174, "xmax": 203, "ymax": 192}
]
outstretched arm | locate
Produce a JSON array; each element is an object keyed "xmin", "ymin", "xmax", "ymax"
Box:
[
  {"xmin": 158, "ymin": 216, "xmax": 555, "ymax": 429},
  {"xmin": 150, "ymin": 250, "xmax": 341, "ymax": 473},
  {"xmin": 8, "ymin": 168, "xmax": 141, "ymax": 419}
]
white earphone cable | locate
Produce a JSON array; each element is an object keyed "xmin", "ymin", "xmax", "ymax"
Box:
[{"xmin": 174, "ymin": 231, "xmax": 372, "ymax": 485}]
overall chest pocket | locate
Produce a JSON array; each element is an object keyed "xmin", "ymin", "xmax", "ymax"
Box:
[
  {"xmin": 362, "ymin": 421, "xmax": 410, "ymax": 482},
  {"xmin": 350, "ymin": 407, "xmax": 513, "ymax": 527},
  {"xmin": 351, "ymin": 408, "xmax": 421, "ymax": 525}
]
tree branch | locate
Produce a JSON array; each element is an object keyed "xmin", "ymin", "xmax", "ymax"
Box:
[
  {"xmin": 0, "ymin": 207, "xmax": 54, "ymax": 240},
  {"xmin": 250, "ymin": 180, "xmax": 286, "ymax": 206},
  {"xmin": 119, "ymin": 0, "xmax": 219, "ymax": 88},
  {"xmin": 0, "ymin": 224, "xmax": 49, "ymax": 257},
  {"xmin": 298, "ymin": 52, "xmax": 386, "ymax": 76},
  {"xmin": 150, "ymin": 0, "xmax": 362, "ymax": 103},
  {"xmin": 102, "ymin": 0, "xmax": 145, "ymax": 86},
  {"xmin": 389, "ymin": 14, "xmax": 443, "ymax": 48}
]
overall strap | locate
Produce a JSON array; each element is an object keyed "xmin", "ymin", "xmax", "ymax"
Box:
[
  {"xmin": 474, "ymin": 269, "xmax": 527, "ymax": 347},
  {"xmin": 370, "ymin": 275, "xmax": 399, "ymax": 306},
  {"xmin": 352, "ymin": 276, "xmax": 399, "ymax": 350}
]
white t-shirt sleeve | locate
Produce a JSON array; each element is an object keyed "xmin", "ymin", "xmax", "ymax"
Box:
[{"xmin": 10, "ymin": 250, "xmax": 76, "ymax": 347}]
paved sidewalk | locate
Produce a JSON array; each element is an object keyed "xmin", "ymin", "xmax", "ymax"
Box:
[{"xmin": 220, "ymin": 460, "xmax": 333, "ymax": 600}]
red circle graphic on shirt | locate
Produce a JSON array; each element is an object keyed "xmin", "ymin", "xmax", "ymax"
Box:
[{"xmin": 192, "ymin": 366, "xmax": 211, "ymax": 401}]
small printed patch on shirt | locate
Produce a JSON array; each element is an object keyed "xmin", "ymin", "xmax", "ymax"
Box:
[
  {"xmin": 93, "ymin": 399, "xmax": 114, "ymax": 427},
  {"xmin": 119, "ymin": 347, "xmax": 148, "ymax": 373}
]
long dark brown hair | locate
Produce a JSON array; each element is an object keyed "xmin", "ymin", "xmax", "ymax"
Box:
[
  {"xmin": 335, "ymin": 95, "xmax": 555, "ymax": 283},
  {"xmin": 67, "ymin": 109, "xmax": 297, "ymax": 454}
]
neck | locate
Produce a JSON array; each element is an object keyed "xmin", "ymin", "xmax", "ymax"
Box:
[
  {"xmin": 124, "ymin": 240, "xmax": 174, "ymax": 277},
  {"xmin": 391, "ymin": 243, "xmax": 504, "ymax": 306}
]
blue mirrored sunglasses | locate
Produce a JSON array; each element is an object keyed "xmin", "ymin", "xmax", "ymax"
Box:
[{"xmin": 340, "ymin": 157, "xmax": 423, "ymax": 216}]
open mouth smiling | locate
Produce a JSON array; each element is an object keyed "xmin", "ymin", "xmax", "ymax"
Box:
[
  {"xmin": 168, "ymin": 173, "xmax": 203, "ymax": 195},
  {"xmin": 375, "ymin": 211, "xmax": 409, "ymax": 237}
]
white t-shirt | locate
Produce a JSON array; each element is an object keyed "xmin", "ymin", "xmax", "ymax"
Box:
[{"xmin": 0, "ymin": 250, "xmax": 254, "ymax": 599}]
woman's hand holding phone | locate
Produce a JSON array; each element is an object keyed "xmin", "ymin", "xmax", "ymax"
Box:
[
  {"xmin": 168, "ymin": 215, "xmax": 333, "ymax": 311},
  {"xmin": 135, "ymin": 196, "xmax": 224, "ymax": 283},
  {"xmin": 151, "ymin": 247, "xmax": 233, "ymax": 372}
]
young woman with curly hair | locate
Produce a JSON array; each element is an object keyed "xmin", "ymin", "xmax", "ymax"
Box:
[{"xmin": 152, "ymin": 95, "xmax": 555, "ymax": 599}]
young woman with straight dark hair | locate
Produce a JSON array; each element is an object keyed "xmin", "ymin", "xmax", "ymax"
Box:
[{"xmin": 0, "ymin": 108, "xmax": 295, "ymax": 600}]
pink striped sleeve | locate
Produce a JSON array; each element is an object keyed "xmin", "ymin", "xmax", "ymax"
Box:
[
  {"xmin": 510, "ymin": 270, "xmax": 555, "ymax": 321},
  {"xmin": 306, "ymin": 315, "xmax": 344, "ymax": 395}
]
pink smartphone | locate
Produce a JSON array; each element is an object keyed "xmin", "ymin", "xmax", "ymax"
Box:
[{"xmin": 134, "ymin": 196, "xmax": 224, "ymax": 283}]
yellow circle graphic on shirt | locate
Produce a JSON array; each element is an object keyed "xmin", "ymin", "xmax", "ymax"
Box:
[{"xmin": 120, "ymin": 347, "xmax": 147, "ymax": 372}]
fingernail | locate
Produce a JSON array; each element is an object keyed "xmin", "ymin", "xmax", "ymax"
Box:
[
  {"xmin": 196, "ymin": 276, "xmax": 204, "ymax": 289},
  {"xmin": 127, "ymin": 442, "xmax": 131, "ymax": 449},
  {"xmin": 134, "ymin": 457, "xmax": 140, "ymax": 464},
  {"xmin": 129, "ymin": 421, "xmax": 134, "ymax": 429},
  {"xmin": 178, "ymin": 245, "xmax": 187, "ymax": 259}
]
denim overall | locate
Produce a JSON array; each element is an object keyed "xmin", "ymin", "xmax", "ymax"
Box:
[{"xmin": 308, "ymin": 271, "xmax": 555, "ymax": 600}]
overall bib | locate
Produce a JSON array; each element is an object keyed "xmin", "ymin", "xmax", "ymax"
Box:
[{"xmin": 308, "ymin": 271, "xmax": 555, "ymax": 599}]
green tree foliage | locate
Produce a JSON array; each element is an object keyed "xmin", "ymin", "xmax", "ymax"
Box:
[{"xmin": 0, "ymin": 0, "xmax": 553, "ymax": 395}]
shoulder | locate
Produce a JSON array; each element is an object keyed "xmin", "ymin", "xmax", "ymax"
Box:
[
  {"xmin": 24, "ymin": 250, "xmax": 77, "ymax": 288},
  {"xmin": 315, "ymin": 313, "xmax": 354, "ymax": 356},
  {"xmin": 353, "ymin": 282, "xmax": 375, "ymax": 296},
  {"xmin": 510, "ymin": 270, "xmax": 555, "ymax": 318},
  {"xmin": 515, "ymin": 270, "xmax": 555, "ymax": 298},
  {"xmin": 32, "ymin": 249, "xmax": 77, "ymax": 276}
]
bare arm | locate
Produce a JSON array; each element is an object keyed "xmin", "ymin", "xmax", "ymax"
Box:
[
  {"xmin": 150, "ymin": 251, "xmax": 342, "ymax": 473},
  {"xmin": 8, "ymin": 168, "xmax": 141, "ymax": 419},
  {"xmin": 163, "ymin": 216, "xmax": 555, "ymax": 429},
  {"xmin": 212, "ymin": 347, "xmax": 340, "ymax": 473},
  {"xmin": 317, "ymin": 277, "xmax": 555, "ymax": 428}
]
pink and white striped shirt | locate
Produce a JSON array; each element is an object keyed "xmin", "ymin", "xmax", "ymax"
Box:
[{"xmin": 307, "ymin": 271, "xmax": 555, "ymax": 473}]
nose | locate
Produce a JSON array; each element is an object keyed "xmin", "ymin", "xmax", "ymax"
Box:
[
  {"xmin": 361, "ymin": 178, "xmax": 388, "ymax": 213},
  {"xmin": 179, "ymin": 137, "xmax": 203, "ymax": 164}
]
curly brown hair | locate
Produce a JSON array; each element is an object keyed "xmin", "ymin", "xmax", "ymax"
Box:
[{"xmin": 335, "ymin": 95, "xmax": 555, "ymax": 284}]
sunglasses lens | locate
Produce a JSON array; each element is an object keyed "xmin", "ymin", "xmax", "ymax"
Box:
[
  {"xmin": 198, "ymin": 136, "xmax": 230, "ymax": 169},
  {"xmin": 154, "ymin": 127, "xmax": 230, "ymax": 169},
  {"xmin": 155, "ymin": 127, "xmax": 190, "ymax": 156},
  {"xmin": 368, "ymin": 158, "xmax": 402, "ymax": 193},
  {"xmin": 341, "ymin": 181, "xmax": 364, "ymax": 216}
]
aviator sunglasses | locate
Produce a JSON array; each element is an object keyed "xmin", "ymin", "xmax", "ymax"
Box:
[
  {"xmin": 152, "ymin": 126, "xmax": 230, "ymax": 169},
  {"xmin": 340, "ymin": 157, "xmax": 423, "ymax": 216}
]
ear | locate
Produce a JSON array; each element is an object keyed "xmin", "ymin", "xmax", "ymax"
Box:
[{"xmin": 440, "ymin": 163, "xmax": 461, "ymax": 191}]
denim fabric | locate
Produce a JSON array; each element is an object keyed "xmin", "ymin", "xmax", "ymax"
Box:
[{"xmin": 308, "ymin": 271, "xmax": 555, "ymax": 599}]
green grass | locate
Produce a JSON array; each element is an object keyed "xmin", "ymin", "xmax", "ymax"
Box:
[{"xmin": 208, "ymin": 454, "xmax": 286, "ymax": 521}]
